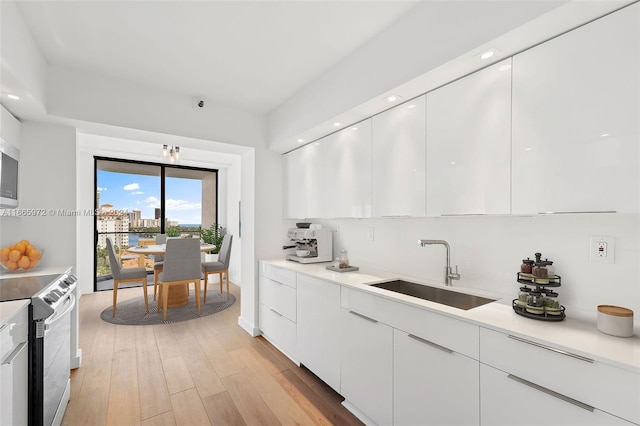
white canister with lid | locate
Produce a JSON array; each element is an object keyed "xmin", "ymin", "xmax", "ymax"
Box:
[{"xmin": 597, "ymin": 305, "xmax": 634, "ymax": 337}]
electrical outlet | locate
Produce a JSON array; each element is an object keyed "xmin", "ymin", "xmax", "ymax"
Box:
[
  {"xmin": 589, "ymin": 235, "xmax": 615, "ymax": 264},
  {"xmin": 367, "ymin": 227, "xmax": 374, "ymax": 241}
]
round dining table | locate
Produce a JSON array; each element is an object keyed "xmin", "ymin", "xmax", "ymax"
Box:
[{"xmin": 127, "ymin": 243, "xmax": 216, "ymax": 307}]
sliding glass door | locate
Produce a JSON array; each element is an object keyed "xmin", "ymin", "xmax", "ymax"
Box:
[{"xmin": 94, "ymin": 158, "xmax": 217, "ymax": 291}]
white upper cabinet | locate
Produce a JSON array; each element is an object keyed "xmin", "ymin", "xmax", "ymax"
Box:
[
  {"xmin": 322, "ymin": 119, "xmax": 372, "ymax": 218},
  {"xmin": 426, "ymin": 59, "xmax": 512, "ymax": 216},
  {"xmin": 283, "ymin": 141, "xmax": 325, "ymax": 219},
  {"xmin": 511, "ymin": 3, "xmax": 639, "ymax": 214},
  {"xmin": 372, "ymin": 95, "xmax": 426, "ymax": 217}
]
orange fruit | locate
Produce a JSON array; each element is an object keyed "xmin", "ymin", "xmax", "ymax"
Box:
[
  {"xmin": 0, "ymin": 248, "xmax": 9, "ymax": 262},
  {"xmin": 30, "ymin": 259, "xmax": 39, "ymax": 269},
  {"xmin": 8, "ymin": 249, "xmax": 21, "ymax": 262},
  {"xmin": 14, "ymin": 242, "xmax": 26, "ymax": 254},
  {"xmin": 5, "ymin": 260, "xmax": 18, "ymax": 270},
  {"xmin": 17, "ymin": 256, "xmax": 31, "ymax": 269},
  {"xmin": 27, "ymin": 248, "xmax": 42, "ymax": 261}
]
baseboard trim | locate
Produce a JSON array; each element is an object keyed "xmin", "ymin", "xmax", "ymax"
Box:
[{"xmin": 237, "ymin": 316, "xmax": 260, "ymax": 336}]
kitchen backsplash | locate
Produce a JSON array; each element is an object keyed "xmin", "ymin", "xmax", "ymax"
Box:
[{"xmin": 286, "ymin": 213, "xmax": 639, "ymax": 318}]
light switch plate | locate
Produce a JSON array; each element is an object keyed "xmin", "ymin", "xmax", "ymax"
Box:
[{"xmin": 589, "ymin": 235, "xmax": 615, "ymax": 264}]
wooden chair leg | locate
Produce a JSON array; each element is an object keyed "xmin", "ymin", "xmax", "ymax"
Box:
[
  {"xmin": 162, "ymin": 284, "xmax": 169, "ymax": 321},
  {"xmin": 112, "ymin": 280, "xmax": 119, "ymax": 317},
  {"xmin": 226, "ymin": 271, "xmax": 229, "ymax": 296},
  {"xmin": 219, "ymin": 272, "xmax": 223, "ymax": 294},
  {"xmin": 142, "ymin": 278, "xmax": 149, "ymax": 312},
  {"xmin": 203, "ymin": 273, "xmax": 208, "ymax": 304},
  {"xmin": 194, "ymin": 280, "xmax": 202, "ymax": 315}
]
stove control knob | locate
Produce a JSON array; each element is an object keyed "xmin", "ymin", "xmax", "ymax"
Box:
[{"xmin": 43, "ymin": 296, "xmax": 54, "ymax": 305}]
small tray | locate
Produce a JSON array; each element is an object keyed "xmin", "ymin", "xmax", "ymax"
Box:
[{"xmin": 326, "ymin": 265, "xmax": 359, "ymax": 273}]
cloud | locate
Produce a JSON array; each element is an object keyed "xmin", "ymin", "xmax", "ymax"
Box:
[
  {"xmin": 166, "ymin": 198, "xmax": 202, "ymax": 211},
  {"xmin": 131, "ymin": 191, "xmax": 144, "ymax": 195},
  {"xmin": 123, "ymin": 183, "xmax": 140, "ymax": 191},
  {"xmin": 97, "ymin": 186, "xmax": 107, "ymax": 191},
  {"xmin": 143, "ymin": 196, "xmax": 160, "ymax": 208}
]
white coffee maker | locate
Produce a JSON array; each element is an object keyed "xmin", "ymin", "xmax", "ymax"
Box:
[{"xmin": 283, "ymin": 226, "xmax": 333, "ymax": 263}]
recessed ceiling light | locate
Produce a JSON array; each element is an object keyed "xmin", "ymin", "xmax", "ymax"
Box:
[
  {"xmin": 333, "ymin": 122, "xmax": 341, "ymax": 127},
  {"xmin": 600, "ymin": 133, "xmax": 609, "ymax": 137},
  {"xmin": 297, "ymin": 138, "xmax": 304, "ymax": 143},
  {"xmin": 450, "ymin": 161, "xmax": 456, "ymax": 165},
  {"xmin": 314, "ymin": 142, "xmax": 320, "ymax": 146},
  {"xmin": 407, "ymin": 104, "xmax": 416, "ymax": 109},
  {"xmin": 351, "ymin": 127, "xmax": 358, "ymax": 131},
  {"xmin": 386, "ymin": 95, "xmax": 401, "ymax": 102},
  {"xmin": 7, "ymin": 94, "xmax": 20, "ymax": 100},
  {"xmin": 480, "ymin": 50, "xmax": 495, "ymax": 60},
  {"xmin": 525, "ymin": 147, "xmax": 533, "ymax": 151},
  {"xmin": 498, "ymin": 64, "xmax": 512, "ymax": 71}
]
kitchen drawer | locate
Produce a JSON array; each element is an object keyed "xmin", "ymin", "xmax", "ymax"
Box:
[
  {"xmin": 259, "ymin": 276, "xmax": 296, "ymax": 322},
  {"xmin": 341, "ymin": 286, "xmax": 479, "ymax": 359},
  {"xmin": 259, "ymin": 303, "xmax": 297, "ymax": 361},
  {"xmin": 1, "ymin": 306, "xmax": 28, "ymax": 361},
  {"xmin": 480, "ymin": 327, "xmax": 640, "ymax": 424},
  {"xmin": 260, "ymin": 262, "xmax": 296, "ymax": 288}
]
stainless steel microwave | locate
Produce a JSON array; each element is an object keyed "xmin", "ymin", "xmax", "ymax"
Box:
[{"xmin": 0, "ymin": 137, "xmax": 19, "ymax": 208}]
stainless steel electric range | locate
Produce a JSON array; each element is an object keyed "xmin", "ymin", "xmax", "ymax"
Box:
[{"xmin": 0, "ymin": 271, "xmax": 77, "ymax": 426}]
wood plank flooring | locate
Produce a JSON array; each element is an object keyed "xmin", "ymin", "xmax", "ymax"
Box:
[{"xmin": 63, "ymin": 282, "xmax": 363, "ymax": 426}]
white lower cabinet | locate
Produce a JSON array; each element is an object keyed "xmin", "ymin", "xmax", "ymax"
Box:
[
  {"xmin": 340, "ymin": 308, "xmax": 393, "ymax": 426},
  {"xmin": 258, "ymin": 262, "xmax": 297, "ymax": 362},
  {"xmin": 480, "ymin": 364, "xmax": 633, "ymax": 426},
  {"xmin": 394, "ymin": 329, "xmax": 479, "ymax": 426},
  {"xmin": 296, "ymin": 275, "xmax": 341, "ymax": 392}
]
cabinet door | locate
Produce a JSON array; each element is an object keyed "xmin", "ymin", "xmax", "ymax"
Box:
[
  {"xmin": 394, "ymin": 329, "xmax": 479, "ymax": 426},
  {"xmin": 283, "ymin": 141, "xmax": 325, "ymax": 219},
  {"xmin": 511, "ymin": 3, "xmax": 640, "ymax": 214},
  {"xmin": 480, "ymin": 364, "xmax": 634, "ymax": 426},
  {"xmin": 296, "ymin": 275, "xmax": 341, "ymax": 392},
  {"xmin": 426, "ymin": 59, "xmax": 512, "ymax": 216},
  {"xmin": 340, "ymin": 308, "xmax": 393, "ymax": 426},
  {"xmin": 372, "ymin": 95, "xmax": 426, "ymax": 217},
  {"xmin": 323, "ymin": 119, "xmax": 372, "ymax": 218}
]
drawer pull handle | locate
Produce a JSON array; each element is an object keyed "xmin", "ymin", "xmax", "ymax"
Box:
[
  {"xmin": 270, "ymin": 308, "xmax": 283, "ymax": 317},
  {"xmin": 507, "ymin": 335, "xmax": 594, "ymax": 363},
  {"xmin": 408, "ymin": 334, "xmax": 453, "ymax": 354},
  {"xmin": 348, "ymin": 311, "xmax": 378, "ymax": 323},
  {"xmin": 507, "ymin": 374, "xmax": 595, "ymax": 412}
]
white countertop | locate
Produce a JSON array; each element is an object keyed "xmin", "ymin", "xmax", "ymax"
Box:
[
  {"xmin": 0, "ymin": 265, "xmax": 72, "ymax": 279},
  {"xmin": 263, "ymin": 259, "xmax": 640, "ymax": 373}
]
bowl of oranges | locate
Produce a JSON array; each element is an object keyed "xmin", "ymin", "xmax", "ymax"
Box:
[{"xmin": 0, "ymin": 240, "xmax": 43, "ymax": 272}]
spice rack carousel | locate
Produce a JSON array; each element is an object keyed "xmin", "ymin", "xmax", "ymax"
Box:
[{"xmin": 513, "ymin": 272, "xmax": 566, "ymax": 321}]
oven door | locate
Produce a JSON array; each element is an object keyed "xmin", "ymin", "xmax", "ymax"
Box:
[{"xmin": 42, "ymin": 293, "xmax": 75, "ymax": 426}]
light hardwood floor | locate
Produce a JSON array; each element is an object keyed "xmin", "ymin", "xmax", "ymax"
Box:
[{"xmin": 63, "ymin": 282, "xmax": 363, "ymax": 426}]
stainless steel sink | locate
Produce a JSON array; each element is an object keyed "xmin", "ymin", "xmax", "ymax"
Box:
[{"xmin": 370, "ymin": 280, "xmax": 496, "ymax": 310}]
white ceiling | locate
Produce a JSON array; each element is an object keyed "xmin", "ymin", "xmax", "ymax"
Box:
[{"xmin": 15, "ymin": 0, "xmax": 419, "ymax": 114}]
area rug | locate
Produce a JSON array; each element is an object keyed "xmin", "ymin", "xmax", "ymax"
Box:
[{"xmin": 100, "ymin": 291, "xmax": 236, "ymax": 325}]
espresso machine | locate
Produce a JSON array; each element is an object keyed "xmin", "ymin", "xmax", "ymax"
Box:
[{"xmin": 283, "ymin": 227, "xmax": 333, "ymax": 263}]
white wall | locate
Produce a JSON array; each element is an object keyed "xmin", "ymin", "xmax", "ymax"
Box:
[
  {"xmin": 75, "ymin": 132, "xmax": 243, "ymax": 296},
  {"xmin": 1, "ymin": 121, "xmax": 77, "ymax": 268},
  {"xmin": 309, "ymin": 213, "xmax": 640, "ymax": 317}
]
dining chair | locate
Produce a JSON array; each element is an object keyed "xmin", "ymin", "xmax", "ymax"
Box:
[
  {"xmin": 106, "ymin": 237, "xmax": 149, "ymax": 317},
  {"xmin": 157, "ymin": 238, "xmax": 203, "ymax": 321},
  {"xmin": 202, "ymin": 234, "xmax": 233, "ymax": 301},
  {"xmin": 153, "ymin": 233, "xmax": 166, "ymax": 300}
]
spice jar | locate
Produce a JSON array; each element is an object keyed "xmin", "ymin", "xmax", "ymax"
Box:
[
  {"xmin": 543, "ymin": 292, "xmax": 562, "ymax": 315},
  {"xmin": 526, "ymin": 291, "xmax": 545, "ymax": 314},
  {"xmin": 517, "ymin": 287, "xmax": 531, "ymax": 306},
  {"xmin": 520, "ymin": 258, "xmax": 534, "ymax": 275},
  {"xmin": 545, "ymin": 259, "xmax": 555, "ymax": 281}
]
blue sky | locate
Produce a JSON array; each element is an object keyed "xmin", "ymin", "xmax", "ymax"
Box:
[{"xmin": 97, "ymin": 171, "xmax": 202, "ymax": 225}]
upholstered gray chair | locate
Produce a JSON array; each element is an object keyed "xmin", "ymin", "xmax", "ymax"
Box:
[
  {"xmin": 153, "ymin": 233, "xmax": 166, "ymax": 300},
  {"xmin": 202, "ymin": 234, "xmax": 233, "ymax": 301},
  {"xmin": 157, "ymin": 238, "xmax": 203, "ymax": 321},
  {"xmin": 106, "ymin": 237, "xmax": 149, "ymax": 317}
]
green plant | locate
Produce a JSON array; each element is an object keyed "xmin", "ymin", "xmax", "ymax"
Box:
[
  {"xmin": 166, "ymin": 226, "xmax": 181, "ymax": 237},
  {"xmin": 200, "ymin": 224, "xmax": 226, "ymax": 254}
]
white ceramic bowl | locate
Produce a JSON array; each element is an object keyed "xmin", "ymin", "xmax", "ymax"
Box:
[
  {"xmin": 296, "ymin": 249, "xmax": 311, "ymax": 257},
  {"xmin": 597, "ymin": 305, "xmax": 634, "ymax": 337}
]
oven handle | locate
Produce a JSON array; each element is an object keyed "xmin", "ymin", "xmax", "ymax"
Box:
[{"xmin": 44, "ymin": 294, "xmax": 76, "ymax": 331}]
